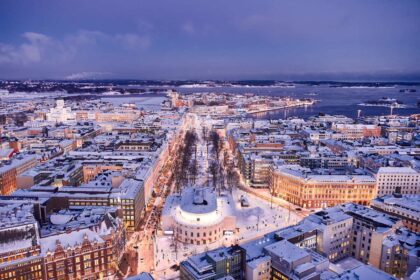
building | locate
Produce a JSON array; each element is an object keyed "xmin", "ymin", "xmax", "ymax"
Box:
[
  {"xmin": 376, "ymin": 167, "xmax": 420, "ymax": 196},
  {"xmin": 12, "ymin": 177, "xmax": 145, "ymax": 232},
  {"xmin": 115, "ymin": 139, "xmax": 155, "ymax": 152},
  {"xmin": 162, "ymin": 187, "xmax": 236, "ymax": 245},
  {"xmin": 378, "ymin": 228, "xmax": 420, "ymax": 278},
  {"xmin": 46, "ymin": 99, "xmax": 76, "ymax": 123},
  {"xmin": 245, "ymin": 255, "xmax": 271, "ymax": 280},
  {"xmin": 340, "ymin": 204, "xmax": 403, "ymax": 264},
  {"xmin": 0, "ymin": 199, "xmax": 126, "ymax": 280},
  {"xmin": 371, "ymin": 194, "xmax": 420, "ymax": 232},
  {"xmin": 41, "ymin": 208, "xmax": 126, "ymax": 280},
  {"xmin": 180, "ymin": 246, "xmax": 246, "ymax": 280},
  {"xmin": 331, "ymin": 124, "xmax": 381, "ymax": 140},
  {"xmin": 331, "ymin": 264, "xmax": 397, "ymax": 280},
  {"xmin": 239, "ymin": 231, "xmax": 331, "ymax": 280},
  {"xmin": 270, "ymin": 165, "xmax": 376, "ymax": 208},
  {"xmin": 190, "ymin": 105, "xmax": 230, "ymax": 116},
  {"xmin": 0, "ymin": 155, "xmax": 38, "ymax": 195},
  {"xmin": 0, "ymin": 200, "xmax": 44, "ymax": 280},
  {"xmin": 305, "ymin": 207, "xmax": 353, "ymax": 262},
  {"xmin": 264, "ymin": 240, "xmax": 329, "ymax": 280},
  {"xmin": 181, "ymin": 202, "xmax": 412, "ymax": 280}
]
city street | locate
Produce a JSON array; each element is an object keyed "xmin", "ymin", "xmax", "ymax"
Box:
[
  {"xmin": 151, "ymin": 115, "xmax": 304, "ymax": 279},
  {"xmin": 122, "ymin": 114, "xmax": 311, "ymax": 279}
]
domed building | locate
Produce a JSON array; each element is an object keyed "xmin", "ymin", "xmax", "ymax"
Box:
[{"xmin": 162, "ymin": 187, "xmax": 236, "ymax": 245}]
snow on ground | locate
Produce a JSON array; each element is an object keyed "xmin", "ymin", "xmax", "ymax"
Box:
[
  {"xmin": 154, "ymin": 187, "xmax": 302, "ymax": 278},
  {"xmin": 153, "ymin": 114, "xmax": 302, "ymax": 278}
]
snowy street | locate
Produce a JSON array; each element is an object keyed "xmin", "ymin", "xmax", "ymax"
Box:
[{"xmin": 152, "ymin": 114, "xmax": 303, "ymax": 279}]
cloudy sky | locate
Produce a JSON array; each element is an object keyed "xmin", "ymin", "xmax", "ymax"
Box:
[{"xmin": 1, "ymin": 0, "xmax": 419, "ymax": 80}]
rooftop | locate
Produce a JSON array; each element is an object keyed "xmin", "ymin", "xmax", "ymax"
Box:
[
  {"xmin": 340, "ymin": 203, "xmax": 400, "ymax": 228},
  {"xmin": 264, "ymin": 240, "xmax": 309, "ymax": 263},
  {"xmin": 377, "ymin": 166, "xmax": 418, "ymax": 174},
  {"xmin": 372, "ymin": 194, "xmax": 420, "ymax": 213},
  {"xmin": 333, "ymin": 264, "xmax": 396, "ymax": 280},
  {"xmin": 180, "ymin": 187, "xmax": 218, "ymax": 215}
]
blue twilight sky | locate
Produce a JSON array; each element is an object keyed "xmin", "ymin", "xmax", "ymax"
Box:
[{"xmin": 0, "ymin": 0, "xmax": 420, "ymax": 81}]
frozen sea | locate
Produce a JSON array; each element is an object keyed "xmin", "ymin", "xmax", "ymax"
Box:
[
  {"xmin": 176, "ymin": 84, "xmax": 420, "ymax": 119},
  {"xmin": 101, "ymin": 96, "xmax": 165, "ymax": 110}
]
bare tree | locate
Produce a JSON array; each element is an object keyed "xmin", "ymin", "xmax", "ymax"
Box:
[
  {"xmin": 171, "ymin": 227, "xmax": 180, "ymax": 260},
  {"xmin": 190, "ymin": 159, "xmax": 198, "ymax": 185},
  {"xmin": 218, "ymin": 164, "xmax": 225, "ymax": 195},
  {"xmin": 209, "ymin": 161, "xmax": 219, "ymax": 190},
  {"xmin": 202, "ymin": 126, "xmax": 208, "ymax": 141},
  {"xmin": 210, "ymin": 130, "xmax": 220, "ymax": 160},
  {"xmin": 173, "ymin": 129, "xmax": 198, "ymax": 191}
]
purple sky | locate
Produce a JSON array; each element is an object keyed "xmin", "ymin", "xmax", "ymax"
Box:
[{"xmin": 0, "ymin": 0, "xmax": 419, "ymax": 80}]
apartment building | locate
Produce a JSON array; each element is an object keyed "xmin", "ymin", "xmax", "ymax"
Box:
[
  {"xmin": 180, "ymin": 246, "xmax": 246, "ymax": 280},
  {"xmin": 375, "ymin": 167, "xmax": 419, "ymax": 196},
  {"xmin": 0, "ymin": 201, "xmax": 44, "ymax": 280},
  {"xmin": 270, "ymin": 165, "xmax": 376, "ymax": 208},
  {"xmin": 0, "ymin": 155, "xmax": 38, "ymax": 195},
  {"xmin": 331, "ymin": 124, "xmax": 381, "ymax": 140},
  {"xmin": 371, "ymin": 194, "xmax": 420, "ymax": 232}
]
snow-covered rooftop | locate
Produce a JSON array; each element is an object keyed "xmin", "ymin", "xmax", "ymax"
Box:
[
  {"xmin": 180, "ymin": 187, "xmax": 218, "ymax": 214},
  {"xmin": 264, "ymin": 240, "xmax": 309, "ymax": 263},
  {"xmin": 40, "ymin": 228, "xmax": 104, "ymax": 255}
]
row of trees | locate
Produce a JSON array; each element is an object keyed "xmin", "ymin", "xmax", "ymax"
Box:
[
  {"xmin": 206, "ymin": 128, "xmax": 239, "ymax": 195},
  {"xmin": 172, "ymin": 127, "xmax": 240, "ymax": 194},
  {"xmin": 173, "ymin": 130, "xmax": 198, "ymax": 193}
]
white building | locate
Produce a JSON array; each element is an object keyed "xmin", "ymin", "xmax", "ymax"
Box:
[
  {"xmin": 306, "ymin": 207, "xmax": 353, "ymax": 262},
  {"xmin": 161, "ymin": 187, "xmax": 236, "ymax": 245},
  {"xmin": 376, "ymin": 167, "xmax": 420, "ymax": 196},
  {"xmin": 46, "ymin": 99, "xmax": 76, "ymax": 123}
]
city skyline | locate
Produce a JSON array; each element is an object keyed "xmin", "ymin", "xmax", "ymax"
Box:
[
  {"xmin": 0, "ymin": 1, "xmax": 419, "ymax": 279},
  {"xmin": 0, "ymin": 81, "xmax": 418, "ymax": 279},
  {"xmin": 1, "ymin": 0, "xmax": 420, "ymax": 80}
]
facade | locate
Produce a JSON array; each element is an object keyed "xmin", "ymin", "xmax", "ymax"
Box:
[
  {"xmin": 0, "ymin": 202, "xmax": 126, "ymax": 280},
  {"xmin": 245, "ymin": 255, "xmax": 271, "ymax": 280},
  {"xmin": 183, "ymin": 203, "xmax": 417, "ymax": 280},
  {"xmin": 46, "ymin": 99, "xmax": 76, "ymax": 123},
  {"xmin": 250, "ymin": 156, "xmax": 272, "ymax": 188},
  {"xmin": 162, "ymin": 187, "xmax": 236, "ymax": 245},
  {"xmin": 115, "ymin": 140, "xmax": 154, "ymax": 152},
  {"xmin": 0, "ymin": 167, "xmax": 16, "ymax": 195},
  {"xmin": 340, "ymin": 204, "xmax": 403, "ymax": 265},
  {"xmin": 109, "ymin": 179, "xmax": 145, "ymax": 231},
  {"xmin": 238, "ymin": 231, "xmax": 331, "ymax": 280},
  {"xmin": 331, "ymin": 124, "xmax": 381, "ymax": 140},
  {"xmin": 305, "ymin": 208, "xmax": 353, "ymax": 262},
  {"xmin": 0, "ymin": 201, "xmax": 44, "ymax": 280},
  {"xmin": 12, "ymin": 177, "xmax": 145, "ymax": 232},
  {"xmin": 94, "ymin": 110, "xmax": 140, "ymax": 123},
  {"xmin": 42, "ymin": 226, "xmax": 125, "ymax": 280},
  {"xmin": 190, "ymin": 105, "xmax": 230, "ymax": 116},
  {"xmin": 375, "ymin": 167, "xmax": 420, "ymax": 196},
  {"xmin": 371, "ymin": 194, "xmax": 420, "ymax": 233},
  {"xmin": 265, "ymin": 240, "xmax": 329, "ymax": 280},
  {"xmin": 299, "ymin": 156, "xmax": 349, "ymax": 171},
  {"xmin": 180, "ymin": 246, "xmax": 246, "ymax": 280},
  {"xmin": 378, "ymin": 228, "xmax": 420, "ymax": 278},
  {"xmin": 0, "ymin": 155, "xmax": 38, "ymax": 195},
  {"xmin": 270, "ymin": 165, "xmax": 376, "ymax": 208}
]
